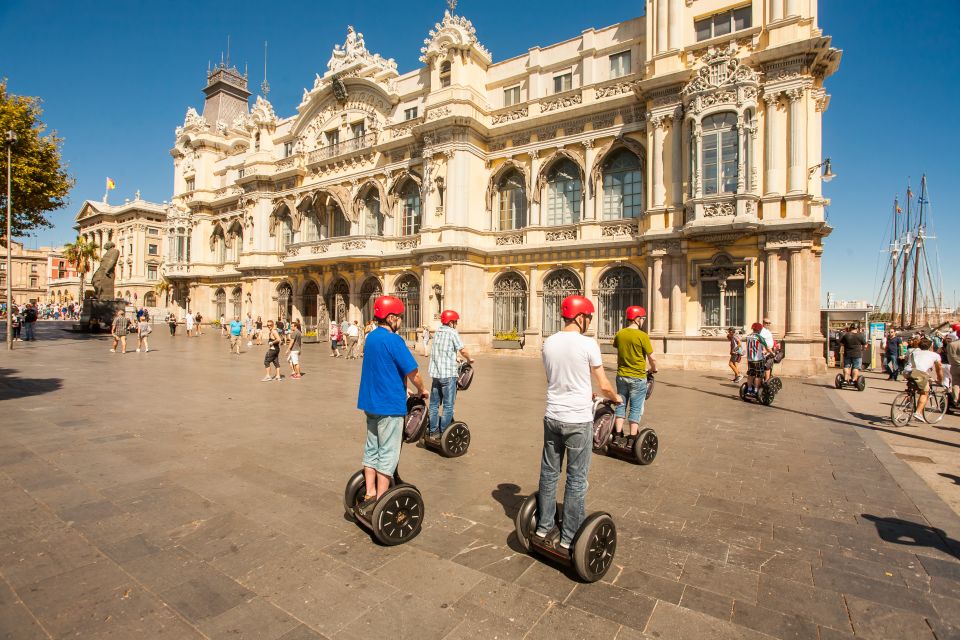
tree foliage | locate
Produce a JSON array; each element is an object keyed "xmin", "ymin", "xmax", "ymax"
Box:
[
  {"xmin": 0, "ymin": 79, "xmax": 75, "ymax": 243},
  {"xmin": 62, "ymin": 235, "xmax": 99, "ymax": 301}
]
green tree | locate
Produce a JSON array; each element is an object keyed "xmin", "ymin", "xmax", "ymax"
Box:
[
  {"xmin": 154, "ymin": 277, "xmax": 172, "ymax": 308},
  {"xmin": 0, "ymin": 79, "xmax": 75, "ymax": 242},
  {"xmin": 62, "ymin": 236, "xmax": 99, "ymax": 301}
]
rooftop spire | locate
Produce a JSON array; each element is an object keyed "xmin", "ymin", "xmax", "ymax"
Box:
[{"xmin": 261, "ymin": 41, "xmax": 270, "ymax": 98}]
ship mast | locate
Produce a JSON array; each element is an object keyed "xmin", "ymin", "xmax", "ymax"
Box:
[
  {"xmin": 899, "ymin": 182, "xmax": 912, "ymax": 327},
  {"xmin": 889, "ymin": 196, "xmax": 899, "ymax": 325}
]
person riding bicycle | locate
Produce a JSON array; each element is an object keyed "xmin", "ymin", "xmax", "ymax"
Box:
[
  {"xmin": 427, "ymin": 310, "xmax": 474, "ymax": 437},
  {"xmin": 904, "ymin": 337, "xmax": 943, "ymax": 424},
  {"xmin": 612, "ymin": 306, "xmax": 657, "ymax": 446},
  {"xmin": 535, "ymin": 295, "xmax": 621, "ymax": 552},
  {"xmin": 745, "ymin": 322, "xmax": 773, "ymax": 396},
  {"xmin": 355, "ymin": 296, "xmax": 428, "ymax": 518},
  {"xmin": 839, "ymin": 323, "xmax": 867, "ymax": 385}
]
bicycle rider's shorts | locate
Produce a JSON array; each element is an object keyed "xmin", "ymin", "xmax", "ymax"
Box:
[{"xmin": 907, "ymin": 369, "xmax": 930, "ymax": 392}]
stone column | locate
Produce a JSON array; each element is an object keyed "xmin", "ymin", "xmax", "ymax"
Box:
[
  {"xmin": 420, "ymin": 267, "xmax": 433, "ymax": 328},
  {"xmin": 528, "ymin": 265, "xmax": 541, "ymax": 332},
  {"xmin": 583, "ymin": 139, "xmax": 597, "ymax": 220},
  {"xmin": 652, "ymin": 255, "xmax": 667, "ymax": 334},
  {"xmin": 737, "ymin": 115, "xmax": 747, "ymax": 195},
  {"xmin": 692, "ymin": 120, "xmax": 703, "ymax": 198},
  {"xmin": 786, "ymin": 248, "xmax": 803, "ymax": 337},
  {"xmin": 770, "ymin": 0, "xmax": 783, "ymax": 21},
  {"xmin": 583, "ymin": 262, "xmax": 595, "ymax": 336},
  {"xmin": 668, "ymin": 0, "xmax": 682, "ymax": 50},
  {"xmin": 787, "ymin": 88, "xmax": 806, "ymax": 194},
  {"xmin": 763, "ymin": 93, "xmax": 785, "ymax": 196},
  {"xmin": 656, "ymin": 0, "xmax": 669, "ymax": 54},
  {"xmin": 785, "ymin": 0, "xmax": 799, "ymax": 17},
  {"xmin": 650, "ymin": 116, "xmax": 666, "ymax": 208},
  {"xmin": 669, "ymin": 254, "xmax": 684, "ymax": 335},
  {"xmin": 671, "ymin": 113, "xmax": 683, "ymax": 207},
  {"xmin": 529, "ymin": 150, "xmax": 541, "ymax": 226},
  {"xmin": 765, "ymin": 249, "xmax": 780, "ymax": 329}
]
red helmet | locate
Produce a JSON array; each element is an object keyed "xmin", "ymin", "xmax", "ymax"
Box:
[
  {"xmin": 626, "ymin": 306, "xmax": 647, "ymax": 321},
  {"xmin": 373, "ymin": 296, "xmax": 405, "ymax": 320},
  {"xmin": 440, "ymin": 310, "xmax": 460, "ymax": 325},
  {"xmin": 561, "ymin": 295, "xmax": 595, "ymax": 319},
  {"xmin": 751, "ymin": 322, "xmax": 764, "ymax": 332},
  {"xmin": 952, "ymin": 323, "xmax": 960, "ymax": 332}
]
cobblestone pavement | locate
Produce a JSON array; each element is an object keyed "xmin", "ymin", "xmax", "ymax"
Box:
[{"xmin": 1, "ymin": 322, "xmax": 959, "ymax": 639}]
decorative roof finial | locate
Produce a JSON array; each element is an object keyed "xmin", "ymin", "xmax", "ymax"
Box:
[
  {"xmin": 447, "ymin": 0, "xmax": 458, "ymax": 12},
  {"xmin": 261, "ymin": 41, "xmax": 270, "ymax": 98}
]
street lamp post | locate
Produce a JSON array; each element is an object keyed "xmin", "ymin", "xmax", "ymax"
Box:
[{"xmin": 4, "ymin": 130, "xmax": 16, "ymax": 351}]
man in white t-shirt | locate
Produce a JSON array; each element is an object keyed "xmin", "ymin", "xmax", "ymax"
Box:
[
  {"xmin": 906, "ymin": 337, "xmax": 943, "ymax": 423},
  {"xmin": 760, "ymin": 318, "xmax": 775, "ymax": 380},
  {"xmin": 184, "ymin": 311, "xmax": 195, "ymax": 337},
  {"xmin": 345, "ymin": 321, "xmax": 361, "ymax": 359},
  {"xmin": 535, "ymin": 295, "xmax": 621, "ymax": 552}
]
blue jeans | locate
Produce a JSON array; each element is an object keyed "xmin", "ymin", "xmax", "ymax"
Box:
[
  {"xmin": 23, "ymin": 322, "xmax": 35, "ymax": 340},
  {"xmin": 428, "ymin": 376, "xmax": 457, "ymax": 434},
  {"xmin": 361, "ymin": 413, "xmax": 403, "ymax": 475},
  {"xmin": 536, "ymin": 417, "xmax": 592, "ymax": 546},
  {"xmin": 614, "ymin": 375, "xmax": 648, "ymax": 424}
]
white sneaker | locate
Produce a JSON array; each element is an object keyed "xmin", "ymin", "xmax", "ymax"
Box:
[
  {"xmin": 136, "ymin": 348, "xmax": 141, "ymax": 352},
  {"xmin": 145, "ymin": 348, "xmax": 149, "ymax": 353},
  {"xmin": 912, "ymin": 412, "xmax": 926, "ymax": 423},
  {"xmin": 109, "ymin": 349, "xmax": 116, "ymax": 353},
  {"xmin": 273, "ymin": 375, "xmax": 282, "ymax": 381},
  {"xmin": 261, "ymin": 376, "xmax": 273, "ymax": 382}
]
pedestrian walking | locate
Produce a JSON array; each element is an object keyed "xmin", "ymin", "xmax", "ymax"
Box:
[
  {"xmin": 219, "ymin": 314, "xmax": 227, "ymax": 337},
  {"xmin": 255, "ymin": 316, "xmax": 263, "ymax": 345},
  {"xmin": 329, "ymin": 320, "xmax": 342, "ymax": 357},
  {"xmin": 195, "ymin": 312, "xmax": 204, "ymax": 336},
  {"xmin": 11, "ymin": 309, "xmax": 21, "ymax": 341},
  {"xmin": 727, "ymin": 327, "xmax": 743, "ymax": 381},
  {"xmin": 228, "ymin": 315, "xmax": 244, "ymax": 354},
  {"xmin": 185, "ymin": 311, "xmax": 194, "ymax": 337},
  {"xmin": 110, "ymin": 309, "xmax": 131, "ymax": 354},
  {"xmin": 22, "ymin": 303, "xmax": 37, "ymax": 341},
  {"xmin": 346, "ymin": 320, "xmax": 360, "ymax": 359},
  {"xmin": 883, "ymin": 329, "xmax": 902, "ymax": 380},
  {"xmin": 136, "ymin": 315, "xmax": 152, "ymax": 352},
  {"xmin": 262, "ymin": 320, "xmax": 283, "ymax": 381},
  {"xmin": 287, "ymin": 320, "xmax": 303, "ymax": 378},
  {"xmin": 418, "ymin": 326, "xmax": 430, "ymax": 356},
  {"xmin": 612, "ymin": 306, "xmax": 657, "ymax": 444},
  {"xmin": 167, "ymin": 313, "xmax": 177, "ymax": 336}
]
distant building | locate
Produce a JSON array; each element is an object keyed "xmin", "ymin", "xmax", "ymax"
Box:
[
  {"xmin": 46, "ymin": 249, "xmax": 81, "ymax": 305},
  {"xmin": 0, "ymin": 241, "xmax": 50, "ymax": 305}
]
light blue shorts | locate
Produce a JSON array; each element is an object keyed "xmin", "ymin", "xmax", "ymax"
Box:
[
  {"xmin": 361, "ymin": 413, "xmax": 403, "ymax": 475},
  {"xmin": 614, "ymin": 375, "xmax": 648, "ymax": 424}
]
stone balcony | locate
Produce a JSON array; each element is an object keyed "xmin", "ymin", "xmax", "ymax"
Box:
[
  {"xmin": 306, "ymin": 133, "xmax": 377, "ymax": 166},
  {"xmin": 281, "ymin": 234, "xmax": 422, "ymax": 263}
]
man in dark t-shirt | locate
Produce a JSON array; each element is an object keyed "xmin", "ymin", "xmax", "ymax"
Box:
[
  {"xmin": 839, "ymin": 324, "xmax": 867, "ymax": 384},
  {"xmin": 883, "ymin": 329, "xmax": 903, "ymax": 380}
]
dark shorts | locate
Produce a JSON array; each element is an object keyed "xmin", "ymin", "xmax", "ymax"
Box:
[
  {"xmin": 747, "ymin": 360, "xmax": 767, "ymax": 377},
  {"xmin": 729, "ymin": 353, "xmax": 742, "ymax": 363},
  {"xmin": 264, "ymin": 348, "xmax": 280, "ymax": 368}
]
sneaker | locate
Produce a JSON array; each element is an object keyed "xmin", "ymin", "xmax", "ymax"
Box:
[
  {"xmin": 912, "ymin": 412, "xmax": 926, "ymax": 423},
  {"xmin": 145, "ymin": 348, "xmax": 149, "ymax": 353},
  {"xmin": 109, "ymin": 349, "xmax": 116, "ymax": 353},
  {"xmin": 261, "ymin": 376, "xmax": 273, "ymax": 382},
  {"xmin": 559, "ymin": 540, "xmax": 571, "ymax": 550},
  {"xmin": 273, "ymin": 375, "xmax": 282, "ymax": 381},
  {"xmin": 291, "ymin": 373, "xmax": 302, "ymax": 379},
  {"xmin": 136, "ymin": 348, "xmax": 141, "ymax": 353}
]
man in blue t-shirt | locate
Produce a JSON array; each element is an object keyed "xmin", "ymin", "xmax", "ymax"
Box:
[
  {"xmin": 355, "ymin": 296, "xmax": 427, "ymax": 517},
  {"xmin": 229, "ymin": 315, "xmax": 244, "ymax": 355}
]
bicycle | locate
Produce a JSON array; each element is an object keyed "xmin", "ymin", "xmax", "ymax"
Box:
[{"xmin": 890, "ymin": 378, "xmax": 948, "ymax": 427}]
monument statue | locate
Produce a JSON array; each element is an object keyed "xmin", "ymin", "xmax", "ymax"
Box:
[{"xmin": 91, "ymin": 242, "xmax": 119, "ymax": 299}]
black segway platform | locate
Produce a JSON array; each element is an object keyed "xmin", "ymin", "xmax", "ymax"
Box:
[
  {"xmin": 591, "ymin": 373, "xmax": 658, "ymax": 465},
  {"xmin": 514, "ymin": 492, "xmax": 616, "ymax": 583},
  {"xmin": 417, "ymin": 367, "xmax": 474, "ymax": 458},
  {"xmin": 834, "ymin": 373, "xmax": 866, "ymax": 391}
]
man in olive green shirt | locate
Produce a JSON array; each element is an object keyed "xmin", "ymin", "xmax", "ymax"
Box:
[{"xmin": 612, "ymin": 306, "xmax": 657, "ymax": 443}]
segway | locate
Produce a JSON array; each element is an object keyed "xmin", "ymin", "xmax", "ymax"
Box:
[
  {"xmin": 514, "ymin": 492, "xmax": 617, "ymax": 583},
  {"xmin": 834, "ymin": 373, "xmax": 866, "ymax": 392},
  {"xmin": 592, "ymin": 373, "xmax": 658, "ymax": 465},
  {"xmin": 343, "ymin": 399, "xmax": 425, "ymax": 546},
  {"xmin": 406, "ymin": 392, "xmax": 471, "ymax": 458},
  {"xmin": 739, "ymin": 377, "xmax": 781, "ymax": 406}
]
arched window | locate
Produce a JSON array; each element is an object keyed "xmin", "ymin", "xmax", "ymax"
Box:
[
  {"xmin": 602, "ymin": 149, "xmax": 642, "ymax": 219},
  {"xmin": 400, "ymin": 181, "xmax": 421, "ymax": 236},
  {"xmin": 329, "ymin": 204, "xmax": 350, "ymax": 238},
  {"xmin": 363, "ymin": 191, "xmax": 384, "ymax": 236},
  {"xmin": 175, "ymin": 227, "xmax": 190, "ymax": 263},
  {"xmin": 439, "ymin": 60, "xmax": 451, "ymax": 88},
  {"xmin": 277, "ymin": 215, "xmax": 293, "ymax": 252},
  {"xmin": 498, "ymin": 170, "xmax": 527, "ymax": 230},
  {"xmin": 301, "ymin": 207, "xmax": 321, "ymax": 242},
  {"xmin": 597, "ymin": 267, "xmax": 645, "ymax": 339},
  {"xmin": 228, "ymin": 223, "xmax": 243, "ymax": 261},
  {"xmin": 143, "ymin": 292, "xmax": 156, "ymax": 307},
  {"xmin": 702, "ymin": 113, "xmax": 739, "ymax": 195},
  {"xmin": 546, "ymin": 159, "xmax": 582, "ymax": 225},
  {"xmin": 231, "ymin": 287, "xmax": 242, "ymax": 318},
  {"xmin": 393, "ymin": 274, "xmax": 420, "ymax": 339},
  {"xmin": 213, "ymin": 228, "xmax": 226, "ymax": 265},
  {"xmin": 302, "ymin": 281, "xmax": 320, "ymax": 331},
  {"xmin": 277, "ymin": 282, "xmax": 293, "ymax": 320},
  {"xmin": 215, "ymin": 288, "xmax": 226, "ymax": 319},
  {"xmin": 327, "ymin": 278, "xmax": 350, "ymax": 324},
  {"xmin": 360, "ymin": 277, "xmax": 383, "ymax": 324},
  {"xmin": 542, "ymin": 269, "xmax": 582, "ymax": 336},
  {"xmin": 492, "ymin": 272, "xmax": 527, "ymax": 335}
]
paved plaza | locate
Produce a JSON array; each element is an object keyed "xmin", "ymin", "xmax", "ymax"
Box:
[{"xmin": 1, "ymin": 323, "xmax": 960, "ymax": 640}]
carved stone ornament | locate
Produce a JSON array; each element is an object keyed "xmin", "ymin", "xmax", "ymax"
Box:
[
  {"xmin": 251, "ymin": 95, "xmax": 277, "ymax": 127},
  {"xmin": 649, "ymin": 240, "xmax": 681, "ymax": 255},
  {"xmin": 682, "ymin": 43, "xmax": 759, "ymax": 114},
  {"xmin": 545, "ymin": 229, "xmax": 576, "ymax": 242},
  {"xmin": 492, "ymin": 107, "xmax": 528, "ymax": 125},
  {"xmin": 423, "ymin": 253, "xmax": 446, "ymax": 263},
  {"xmin": 703, "ymin": 201, "xmax": 736, "ymax": 217},
  {"xmin": 495, "ymin": 233, "xmax": 524, "ymax": 246},
  {"xmin": 765, "ymin": 232, "xmax": 803, "ymax": 248},
  {"xmin": 420, "ymin": 10, "xmax": 492, "ymax": 64},
  {"xmin": 311, "ymin": 242, "xmax": 330, "ymax": 254},
  {"xmin": 327, "ymin": 26, "xmax": 399, "ymax": 76},
  {"xmin": 179, "ymin": 107, "xmax": 209, "ymax": 135},
  {"xmin": 341, "ymin": 239, "xmax": 367, "ymax": 250},
  {"xmin": 595, "ymin": 82, "xmax": 636, "ymax": 99},
  {"xmin": 540, "ymin": 93, "xmax": 582, "ymax": 113},
  {"xmin": 396, "ymin": 237, "xmax": 420, "ymax": 250},
  {"xmin": 601, "ymin": 223, "xmax": 637, "ymax": 237},
  {"xmin": 426, "ymin": 106, "xmax": 452, "ymax": 121}
]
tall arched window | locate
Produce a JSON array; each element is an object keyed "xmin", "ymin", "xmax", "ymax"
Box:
[
  {"xmin": 542, "ymin": 269, "xmax": 582, "ymax": 336},
  {"xmin": 327, "ymin": 278, "xmax": 350, "ymax": 324},
  {"xmin": 597, "ymin": 267, "xmax": 645, "ymax": 339},
  {"xmin": 439, "ymin": 61, "xmax": 451, "ymax": 88},
  {"xmin": 215, "ymin": 288, "xmax": 226, "ymax": 319},
  {"xmin": 329, "ymin": 204, "xmax": 350, "ymax": 238},
  {"xmin": 301, "ymin": 207, "xmax": 321, "ymax": 242},
  {"xmin": 400, "ymin": 181, "xmax": 421, "ymax": 236},
  {"xmin": 227, "ymin": 223, "xmax": 242, "ymax": 261},
  {"xmin": 393, "ymin": 274, "xmax": 420, "ymax": 339},
  {"xmin": 215, "ymin": 230, "xmax": 226, "ymax": 265},
  {"xmin": 497, "ymin": 170, "xmax": 527, "ymax": 230},
  {"xmin": 277, "ymin": 216, "xmax": 293, "ymax": 252},
  {"xmin": 360, "ymin": 277, "xmax": 383, "ymax": 324},
  {"xmin": 702, "ymin": 113, "xmax": 739, "ymax": 195},
  {"xmin": 302, "ymin": 281, "xmax": 320, "ymax": 330},
  {"xmin": 231, "ymin": 287, "xmax": 242, "ymax": 318},
  {"xmin": 277, "ymin": 282, "xmax": 293, "ymax": 320},
  {"xmin": 602, "ymin": 149, "xmax": 642, "ymax": 219},
  {"xmin": 492, "ymin": 272, "xmax": 527, "ymax": 335},
  {"xmin": 546, "ymin": 159, "xmax": 582, "ymax": 225},
  {"xmin": 363, "ymin": 191, "xmax": 384, "ymax": 236}
]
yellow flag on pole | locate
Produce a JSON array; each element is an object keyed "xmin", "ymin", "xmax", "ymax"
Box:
[{"xmin": 106, "ymin": 177, "xmax": 116, "ymax": 190}]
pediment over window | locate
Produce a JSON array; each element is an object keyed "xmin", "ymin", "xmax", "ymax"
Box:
[{"xmin": 682, "ymin": 44, "xmax": 759, "ymax": 115}]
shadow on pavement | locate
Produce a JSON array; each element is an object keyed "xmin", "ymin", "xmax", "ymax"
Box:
[
  {"xmin": 861, "ymin": 514, "xmax": 960, "ymax": 561},
  {"xmin": 0, "ymin": 368, "xmax": 63, "ymax": 401},
  {"xmin": 940, "ymin": 473, "xmax": 960, "ymax": 486},
  {"xmin": 491, "ymin": 483, "xmax": 522, "ymax": 519}
]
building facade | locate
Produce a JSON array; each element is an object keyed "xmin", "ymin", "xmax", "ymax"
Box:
[
  {"xmin": 1, "ymin": 241, "xmax": 50, "ymax": 306},
  {"xmin": 163, "ymin": 0, "xmax": 840, "ymax": 373},
  {"xmin": 46, "ymin": 249, "xmax": 81, "ymax": 305},
  {"xmin": 74, "ymin": 197, "xmax": 168, "ymax": 309}
]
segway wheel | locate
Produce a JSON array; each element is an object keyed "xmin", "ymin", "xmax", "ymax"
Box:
[
  {"xmin": 440, "ymin": 422, "xmax": 471, "ymax": 457},
  {"xmin": 372, "ymin": 486, "xmax": 424, "ymax": 546},
  {"xmin": 633, "ymin": 429, "xmax": 658, "ymax": 465},
  {"xmin": 856, "ymin": 377, "xmax": 867, "ymax": 392},
  {"xmin": 343, "ymin": 470, "xmax": 366, "ymax": 521},
  {"xmin": 403, "ymin": 397, "xmax": 428, "ymax": 443},
  {"xmin": 834, "ymin": 374, "xmax": 844, "ymax": 389},
  {"xmin": 572, "ymin": 513, "xmax": 617, "ymax": 583},
  {"xmin": 770, "ymin": 377, "xmax": 783, "ymax": 394},
  {"xmin": 514, "ymin": 493, "xmax": 538, "ymax": 553},
  {"xmin": 593, "ymin": 406, "xmax": 615, "ymax": 452},
  {"xmin": 739, "ymin": 382, "xmax": 750, "ymax": 402},
  {"xmin": 759, "ymin": 385, "xmax": 775, "ymax": 406}
]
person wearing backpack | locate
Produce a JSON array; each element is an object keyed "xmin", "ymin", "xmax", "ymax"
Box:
[
  {"xmin": 727, "ymin": 326, "xmax": 744, "ymax": 382},
  {"xmin": 137, "ymin": 315, "xmax": 152, "ymax": 352},
  {"xmin": 22, "ymin": 304, "xmax": 38, "ymax": 341}
]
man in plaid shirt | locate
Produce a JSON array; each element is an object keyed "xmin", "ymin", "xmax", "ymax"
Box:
[{"xmin": 428, "ymin": 310, "xmax": 474, "ymax": 436}]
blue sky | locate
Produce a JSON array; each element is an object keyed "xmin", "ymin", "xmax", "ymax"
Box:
[{"xmin": 1, "ymin": 1, "xmax": 957, "ymax": 306}]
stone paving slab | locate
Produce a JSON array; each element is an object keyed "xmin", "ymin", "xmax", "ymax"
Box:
[{"xmin": 0, "ymin": 322, "xmax": 959, "ymax": 638}]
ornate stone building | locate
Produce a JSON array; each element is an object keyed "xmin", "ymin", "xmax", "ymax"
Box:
[
  {"xmin": 1, "ymin": 241, "xmax": 50, "ymax": 306},
  {"xmin": 74, "ymin": 197, "xmax": 168, "ymax": 309},
  {"xmin": 163, "ymin": 0, "xmax": 840, "ymax": 373}
]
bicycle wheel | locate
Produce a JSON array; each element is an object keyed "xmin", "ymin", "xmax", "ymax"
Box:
[
  {"xmin": 890, "ymin": 392, "xmax": 914, "ymax": 427},
  {"xmin": 924, "ymin": 389, "xmax": 948, "ymax": 425}
]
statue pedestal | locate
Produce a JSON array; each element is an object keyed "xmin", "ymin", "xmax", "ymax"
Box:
[{"xmin": 73, "ymin": 298, "xmax": 125, "ymax": 332}]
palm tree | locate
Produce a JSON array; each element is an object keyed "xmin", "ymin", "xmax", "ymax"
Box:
[
  {"xmin": 63, "ymin": 236, "xmax": 99, "ymax": 302},
  {"xmin": 154, "ymin": 277, "xmax": 172, "ymax": 308}
]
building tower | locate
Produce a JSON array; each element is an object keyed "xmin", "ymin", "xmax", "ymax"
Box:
[{"xmin": 201, "ymin": 62, "xmax": 250, "ymax": 126}]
